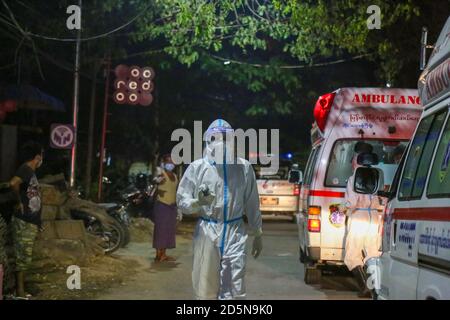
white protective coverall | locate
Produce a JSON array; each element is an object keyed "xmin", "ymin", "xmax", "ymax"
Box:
[
  {"xmin": 343, "ymin": 168, "xmax": 384, "ymax": 271},
  {"xmin": 176, "ymin": 119, "xmax": 263, "ymax": 300}
]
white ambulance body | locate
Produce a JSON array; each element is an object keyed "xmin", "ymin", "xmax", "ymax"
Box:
[
  {"xmin": 297, "ymin": 87, "xmax": 422, "ymax": 281},
  {"xmin": 376, "ymin": 16, "xmax": 450, "ymax": 300}
]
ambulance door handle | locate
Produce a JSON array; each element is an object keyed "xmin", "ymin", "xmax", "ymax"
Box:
[{"xmin": 392, "ymin": 220, "xmax": 397, "ymax": 248}]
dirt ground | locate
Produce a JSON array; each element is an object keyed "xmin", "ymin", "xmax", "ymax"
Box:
[
  {"xmin": 29, "ymin": 219, "xmax": 360, "ymax": 300},
  {"xmin": 30, "ymin": 219, "xmax": 196, "ymax": 300}
]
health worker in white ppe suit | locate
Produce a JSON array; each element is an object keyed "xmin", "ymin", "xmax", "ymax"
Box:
[
  {"xmin": 341, "ymin": 142, "xmax": 384, "ymax": 298},
  {"xmin": 176, "ymin": 119, "xmax": 263, "ymax": 300}
]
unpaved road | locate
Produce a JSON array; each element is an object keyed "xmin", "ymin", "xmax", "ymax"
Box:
[{"xmin": 97, "ymin": 221, "xmax": 362, "ymax": 300}]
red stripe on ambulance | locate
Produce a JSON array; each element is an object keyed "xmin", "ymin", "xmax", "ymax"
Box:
[
  {"xmin": 393, "ymin": 207, "xmax": 450, "ymax": 221},
  {"xmin": 309, "ymin": 190, "xmax": 345, "ymax": 198}
]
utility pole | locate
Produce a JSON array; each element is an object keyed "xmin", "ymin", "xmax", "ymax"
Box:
[
  {"xmin": 152, "ymin": 88, "xmax": 160, "ymax": 177},
  {"xmin": 97, "ymin": 55, "xmax": 111, "ymax": 202},
  {"xmin": 70, "ymin": 0, "xmax": 82, "ymax": 187},
  {"xmin": 84, "ymin": 59, "xmax": 99, "ymax": 198}
]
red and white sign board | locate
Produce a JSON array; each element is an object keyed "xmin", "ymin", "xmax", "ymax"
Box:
[
  {"xmin": 315, "ymin": 87, "xmax": 423, "ymax": 142},
  {"xmin": 113, "ymin": 65, "xmax": 155, "ymax": 106},
  {"xmin": 419, "ymin": 16, "xmax": 450, "ymax": 107},
  {"xmin": 50, "ymin": 124, "xmax": 75, "ymax": 149},
  {"xmin": 340, "ymin": 88, "xmax": 421, "ymax": 109}
]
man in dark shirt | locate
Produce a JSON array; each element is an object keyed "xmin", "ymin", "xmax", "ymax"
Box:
[{"xmin": 9, "ymin": 141, "xmax": 43, "ymax": 298}]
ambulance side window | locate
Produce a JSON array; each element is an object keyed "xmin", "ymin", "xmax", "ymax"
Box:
[
  {"xmin": 389, "ymin": 149, "xmax": 406, "ymax": 195},
  {"xmin": 304, "ymin": 147, "xmax": 320, "ymax": 186},
  {"xmin": 302, "ymin": 150, "xmax": 314, "ymax": 186},
  {"xmin": 399, "ymin": 110, "xmax": 448, "ymax": 200},
  {"xmin": 427, "ymin": 113, "xmax": 450, "ymax": 198}
]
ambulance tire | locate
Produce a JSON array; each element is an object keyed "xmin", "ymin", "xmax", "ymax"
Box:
[
  {"xmin": 304, "ymin": 265, "xmax": 321, "ymax": 285},
  {"xmin": 304, "ymin": 261, "xmax": 322, "ymax": 285}
]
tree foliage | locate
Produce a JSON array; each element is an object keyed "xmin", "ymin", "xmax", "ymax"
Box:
[
  {"xmin": 0, "ymin": 0, "xmax": 448, "ymax": 188},
  {"xmin": 105, "ymin": 0, "xmax": 426, "ymax": 114}
]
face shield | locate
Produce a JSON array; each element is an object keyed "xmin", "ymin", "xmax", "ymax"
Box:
[{"xmin": 203, "ymin": 119, "xmax": 235, "ymax": 164}]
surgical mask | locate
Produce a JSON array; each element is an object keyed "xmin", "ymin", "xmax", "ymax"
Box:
[
  {"xmin": 164, "ymin": 163, "xmax": 175, "ymax": 171},
  {"xmin": 206, "ymin": 140, "xmax": 234, "ymax": 164}
]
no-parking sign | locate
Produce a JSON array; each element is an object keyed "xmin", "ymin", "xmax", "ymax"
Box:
[{"xmin": 50, "ymin": 124, "xmax": 75, "ymax": 149}]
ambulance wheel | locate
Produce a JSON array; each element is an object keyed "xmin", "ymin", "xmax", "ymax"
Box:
[{"xmin": 304, "ymin": 263, "xmax": 321, "ymax": 285}]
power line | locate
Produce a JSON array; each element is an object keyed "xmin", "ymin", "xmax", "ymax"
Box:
[
  {"xmin": 0, "ymin": 27, "xmax": 98, "ymax": 81},
  {"xmin": 208, "ymin": 53, "xmax": 374, "ymax": 69},
  {"xmin": 7, "ymin": 2, "xmax": 159, "ymax": 42},
  {"xmin": 1, "ymin": 0, "xmax": 44, "ymax": 79}
]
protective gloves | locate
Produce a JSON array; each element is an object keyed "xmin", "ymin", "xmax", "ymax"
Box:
[
  {"xmin": 251, "ymin": 228, "xmax": 263, "ymax": 259},
  {"xmin": 197, "ymin": 184, "xmax": 215, "ymax": 206}
]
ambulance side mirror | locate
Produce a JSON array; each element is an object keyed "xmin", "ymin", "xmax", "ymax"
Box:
[
  {"xmin": 353, "ymin": 167, "xmax": 384, "ymax": 195},
  {"xmin": 288, "ymin": 170, "xmax": 303, "ymax": 184}
]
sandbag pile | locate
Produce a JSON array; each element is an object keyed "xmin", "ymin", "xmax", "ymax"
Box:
[{"xmin": 33, "ymin": 175, "xmax": 105, "ymax": 269}]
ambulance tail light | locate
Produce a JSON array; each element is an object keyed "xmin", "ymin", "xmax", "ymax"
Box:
[
  {"xmin": 307, "ymin": 205, "xmax": 321, "ymax": 232},
  {"xmin": 308, "ymin": 206, "xmax": 321, "ymax": 216},
  {"xmin": 293, "ymin": 184, "xmax": 300, "ymax": 196},
  {"xmin": 313, "ymin": 92, "xmax": 336, "ymax": 132},
  {"xmin": 308, "ymin": 218, "xmax": 321, "ymax": 233}
]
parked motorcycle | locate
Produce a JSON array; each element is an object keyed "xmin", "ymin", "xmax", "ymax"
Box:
[
  {"xmin": 97, "ymin": 202, "xmax": 131, "ymax": 247},
  {"xmin": 122, "ymin": 173, "xmax": 157, "ymax": 220},
  {"xmin": 70, "ymin": 208, "xmax": 125, "ymax": 254},
  {"xmin": 96, "ymin": 173, "xmax": 156, "ymax": 248},
  {"xmin": 65, "ymin": 187, "xmax": 126, "ymax": 254}
]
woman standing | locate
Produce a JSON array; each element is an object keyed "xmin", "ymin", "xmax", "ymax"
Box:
[{"xmin": 152, "ymin": 155, "xmax": 179, "ymax": 262}]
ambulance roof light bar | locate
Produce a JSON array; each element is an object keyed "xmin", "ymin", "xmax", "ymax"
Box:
[{"xmin": 313, "ymin": 92, "xmax": 336, "ymax": 132}]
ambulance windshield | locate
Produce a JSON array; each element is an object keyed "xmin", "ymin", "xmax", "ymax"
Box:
[{"xmin": 325, "ymin": 139, "xmax": 408, "ymax": 188}]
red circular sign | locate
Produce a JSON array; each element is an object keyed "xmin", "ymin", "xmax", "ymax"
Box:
[
  {"xmin": 141, "ymin": 80, "xmax": 154, "ymax": 92},
  {"xmin": 129, "ymin": 66, "xmax": 141, "ymax": 79},
  {"xmin": 113, "ymin": 91, "xmax": 127, "ymax": 104},
  {"xmin": 127, "ymin": 80, "xmax": 139, "ymax": 91},
  {"xmin": 114, "ymin": 64, "xmax": 129, "ymax": 79},
  {"xmin": 139, "ymin": 93, "xmax": 153, "ymax": 106},
  {"xmin": 142, "ymin": 67, "xmax": 155, "ymax": 80},
  {"xmin": 126, "ymin": 92, "xmax": 139, "ymax": 105},
  {"xmin": 114, "ymin": 79, "xmax": 127, "ymax": 90},
  {"xmin": 113, "ymin": 65, "xmax": 155, "ymax": 106}
]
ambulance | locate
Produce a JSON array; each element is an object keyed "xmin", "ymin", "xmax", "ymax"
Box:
[
  {"xmin": 297, "ymin": 87, "xmax": 423, "ymax": 283},
  {"xmin": 370, "ymin": 16, "xmax": 450, "ymax": 300}
]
